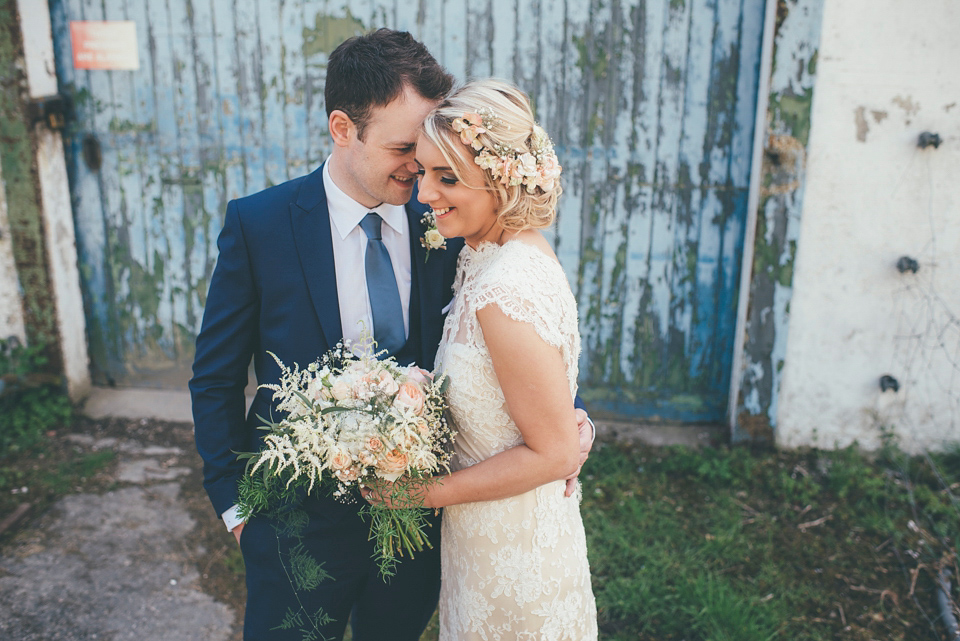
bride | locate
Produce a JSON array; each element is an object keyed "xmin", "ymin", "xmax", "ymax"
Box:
[{"xmin": 370, "ymin": 78, "xmax": 597, "ymax": 641}]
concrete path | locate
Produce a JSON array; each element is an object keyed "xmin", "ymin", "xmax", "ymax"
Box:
[{"xmin": 0, "ymin": 416, "xmax": 236, "ymax": 641}]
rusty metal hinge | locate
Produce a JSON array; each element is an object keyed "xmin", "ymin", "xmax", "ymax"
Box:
[{"xmin": 27, "ymin": 94, "xmax": 70, "ymax": 130}]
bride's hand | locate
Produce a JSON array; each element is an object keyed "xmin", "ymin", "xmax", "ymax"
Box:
[
  {"xmin": 360, "ymin": 481, "xmax": 394, "ymax": 507},
  {"xmin": 361, "ymin": 479, "xmax": 434, "ymax": 509},
  {"xmin": 564, "ymin": 409, "xmax": 595, "ymax": 497}
]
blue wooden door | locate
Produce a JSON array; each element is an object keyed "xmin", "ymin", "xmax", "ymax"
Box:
[{"xmin": 50, "ymin": 0, "xmax": 764, "ymax": 422}]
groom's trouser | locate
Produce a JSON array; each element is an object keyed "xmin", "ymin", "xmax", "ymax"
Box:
[{"xmin": 239, "ymin": 494, "xmax": 442, "ymax": 641}]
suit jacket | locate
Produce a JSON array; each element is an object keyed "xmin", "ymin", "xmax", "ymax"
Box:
[{"xmin": 190, "ymin": 163, "xmax": 463, "ymax": 516}]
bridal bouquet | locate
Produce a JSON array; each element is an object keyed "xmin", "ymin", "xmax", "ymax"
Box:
[{"xmin": 237, "ymin": 333, "xmax": 453, "ymax": 577}]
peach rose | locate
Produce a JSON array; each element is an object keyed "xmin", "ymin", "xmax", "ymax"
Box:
[
  {"xmin": 376, "ymin": 448, "xmax": 409, "ymax": 482},
  {"xmin": 374, "ymin": 370, "xmax": 399, "ymax": 396},
  {"xmin": 329, "ymin": 448, "xmax": 352, "ymax": 470},
  {"xmin": 364, "ymin": 436, "xmax": 384, "ymax": 452},
  {"xmin": 405, "ymin": 367, "xmax": 433, "ymax": 385},
  {"xmin": 330, "ymin": 379, "xmax": 352, "ymax": 401},
  {"xmin": 538, "ymin": 153, "xmax": 561, "ymax": 191},
  {"xmin": 382, "ymin": 448, "xmax": 409, "ymax": 471},
  {"xmin": 394, "ymin": 382, "xmax": 425, "ymax": 415}
]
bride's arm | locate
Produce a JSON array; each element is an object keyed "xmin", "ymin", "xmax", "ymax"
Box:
[{"xmin": 420, "ymin": 302, "xmax": 581, "ymax": 509}]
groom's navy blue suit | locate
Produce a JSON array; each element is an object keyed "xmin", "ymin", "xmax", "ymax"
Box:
[{"xmin": 190, "ymin": 163, "xmax": 462, "ymax": 641}]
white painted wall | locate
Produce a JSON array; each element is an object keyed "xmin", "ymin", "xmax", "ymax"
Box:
[
  {"xmin": 777, "ymin": 0, "xmax": 960, "ymax": 452},
  {"xmin": 0, "ymin": 157, "xmax": 27, "ymax": 344},
  {"xmin": 18, "ymin": 0, "xmax": 91, "ymax": 401}
]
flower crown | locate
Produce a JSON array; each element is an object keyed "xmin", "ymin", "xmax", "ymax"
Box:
[{"xmin": 450, "ymin": 108, "xmax": 562, "ymax": 194}]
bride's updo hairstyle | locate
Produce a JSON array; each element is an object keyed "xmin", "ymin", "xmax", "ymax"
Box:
[{"xmin": 421, "ymin": 79, "xmax": 563, "ymax": 231}]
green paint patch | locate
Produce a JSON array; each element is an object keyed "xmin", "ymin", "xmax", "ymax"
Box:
[
  {"xmin": 751, "ymin": 198, "xmax": 797, "ymax": 290},
  {"xmin": 807, "ymin": 49, "xmax": 818, "ymax": 76},
  {"xmin": 302, "ymin": 10, "xmax": 365, "ymax": 59},
  {"xmin": 174, "ymin": 323, "xmax": 197, "ymax": 362},
  {"xmin": 125, "ymin": 258, "xmax": 164, "ymax": 321},
  {"xmin": 703, "ymin": 45, "xmax": 740, "ymax": 152},
  {"xmin": 108, "ymin": 117, "xmax": 156, "ymax": 135},
  {"xmin": 571, "ymin": 34, "xmax": 610, "ymax": 81},
  {"xmin": 580, "ymin": 385, "xmax": 710, "ymax": 416},
  {"xmin": 769, "ymin": 86, "xmax": 815, "ymax": 146},
  {"xmin": 779, "ymin": 240, "xmax": 796, "ymax": 287}
]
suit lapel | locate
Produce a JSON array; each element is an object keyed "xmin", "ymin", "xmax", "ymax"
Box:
[
  {"xmin": 290, "ymin": 163, "xmax": 343, "ymax": 348},
  {"xmin": 407, "ymin": 202, "xmax": 443, "ymax": 359}
]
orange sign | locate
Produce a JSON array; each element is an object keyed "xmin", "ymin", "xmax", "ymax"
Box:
[{"xmin": 70, "ymin": 21, "xmax": 139, "ymax": 71}]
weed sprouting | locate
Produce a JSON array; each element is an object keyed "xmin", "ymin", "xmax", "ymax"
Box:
[{"xmin": 0, "ymin": 336, "xmax": 72, "ymax": 457}]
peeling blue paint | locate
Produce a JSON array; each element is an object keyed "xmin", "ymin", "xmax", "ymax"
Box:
[
  {"xmin": 51, "ymin": 0, "xmax": 772, "ymax": 422},
  {"xmin": 733, "ymin": 0, "xmax": 825, "ymax": 441}
]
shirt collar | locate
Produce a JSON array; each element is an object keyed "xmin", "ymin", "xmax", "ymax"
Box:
[{"xmin": 323, "ymin": 158, "xmax": 407, "ymax": 241}]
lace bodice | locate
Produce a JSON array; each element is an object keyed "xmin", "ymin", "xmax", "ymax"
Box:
[
  {"xmin": 435, "ymin": 240, "xmax": 581, "ymax": 469},
  {"xmin": 434, "ymin": 239, "xmax": 596, "ymax": 641}
]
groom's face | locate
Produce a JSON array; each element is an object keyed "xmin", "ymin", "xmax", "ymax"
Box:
[{"xmin": 340, "ymin": 85, "xmax": 438, "ymax": 208}]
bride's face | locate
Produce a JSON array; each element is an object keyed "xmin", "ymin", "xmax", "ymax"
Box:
[{"xmin": 415, "ymin": 135, "xmax": 501, "ymax": 249}]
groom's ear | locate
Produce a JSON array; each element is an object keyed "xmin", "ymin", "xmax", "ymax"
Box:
[{"xmin": 329, "ymin": 110, "xmax": 356, "ymax": 147}]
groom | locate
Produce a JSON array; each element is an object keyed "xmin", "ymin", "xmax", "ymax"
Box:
[{"xmin": 191, "ymin": 28, "xmax": 592, "ymax": 641}]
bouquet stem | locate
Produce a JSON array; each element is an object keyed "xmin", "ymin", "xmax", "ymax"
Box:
[{"xmin": 366, "ymin": 504, "xmax": 434, "ymax": 579}]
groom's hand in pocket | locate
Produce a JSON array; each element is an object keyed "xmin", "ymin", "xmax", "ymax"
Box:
[
  {"xmin": 564, "ymin": 409, "xmax": 595, "ymax": 497},
  {"xmin": 232, "ymin": 522, "xmax": 245, "ymax": 545}
]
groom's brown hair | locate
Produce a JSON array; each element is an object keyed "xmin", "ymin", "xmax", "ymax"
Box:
[{"xmin": 326, "ymin": 28, "xmax": 453, "ymax": 140}]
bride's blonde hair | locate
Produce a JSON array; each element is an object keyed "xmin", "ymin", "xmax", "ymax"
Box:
[{"xmin": 421, "ymin": 79, "xmax": 562, "ymax": 231}]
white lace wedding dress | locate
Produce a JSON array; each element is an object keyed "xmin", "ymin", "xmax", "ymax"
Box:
[{"xmin": 435, "ymin": 240, "xmax": 598, "ymax": 641}]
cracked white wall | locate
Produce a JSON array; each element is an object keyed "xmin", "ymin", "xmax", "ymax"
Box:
[{"xmin": 777, "ymin": 0, "xmax": 960, "ymax": 452}]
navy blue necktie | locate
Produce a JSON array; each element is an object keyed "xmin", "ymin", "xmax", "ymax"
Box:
[{"xmin": 359, "ymin": 213, "xmax": 405, "ymax": 356}]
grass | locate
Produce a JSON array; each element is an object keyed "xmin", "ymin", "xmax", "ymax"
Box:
[
  {"xmin": 0, "ymin": 388, "xmax": 116, "ymax": 534},
  {"xmin": 0, "ymin": 438, "xmax": 116, "ymax": 524},
  {"xmin": 581, "ymin": 441, "xmax": 960, "ymax": 640}
]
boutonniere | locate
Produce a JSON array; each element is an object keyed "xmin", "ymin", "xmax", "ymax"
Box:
[{"xmin": 420, "ymin": 211, "xmax": 447, "ymax": 262}]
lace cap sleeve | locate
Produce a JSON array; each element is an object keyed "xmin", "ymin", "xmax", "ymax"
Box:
[{"xmin": 471, "ymin": 242, "xmax": 579, "ymax": 357}]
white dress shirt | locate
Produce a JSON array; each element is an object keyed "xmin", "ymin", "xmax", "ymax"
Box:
[
  {"xmin": 222, "ymin": 158, "xmax": 413, "ymax": 532},
  {"xmin": 322, "ymin": 158, "xmax": 412, "ymax": 348}
]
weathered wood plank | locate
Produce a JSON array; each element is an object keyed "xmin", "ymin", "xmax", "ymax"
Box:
[
  {"xmin": 281, "ymin": 0, "xmax": 309, "ymax": 180},
  {"xmin": 233, "ymin": 0, "xmax": 266, "ymax": 193},
  {"xmin": 108, "ymin": 0, "xmax": 152, "ymax": 367},
  {"xmin": 619, "ymin": 0, "xmax": 664, "ymax": 391},
  {"xmin": 670, "ymin": 0, "xmax": 713, "ymax": 394},
  {"xmin": 733, "ymin": 0, "xmax": 825, "ymax": 440},
  {"xmin": 184, "ymin": 0, "xmax": 222, "ymax": 345},
  {"xmin": 591, "ymin": 0, "xmax": 632, "ymax": 399},
  {"xmin": 629, "ymin": 0, "xmax": 691, "ymax": 410},
  {"xmin": 440, "ymin": 0, "xmax": 468, "ymax": 79},
  {"xmin": 550, "ymin": 0, "xmax": 584, "ymax": 277},
  {"xmin": 189, "ymin": 0, "xmax": 227, "ymax": 313}
]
